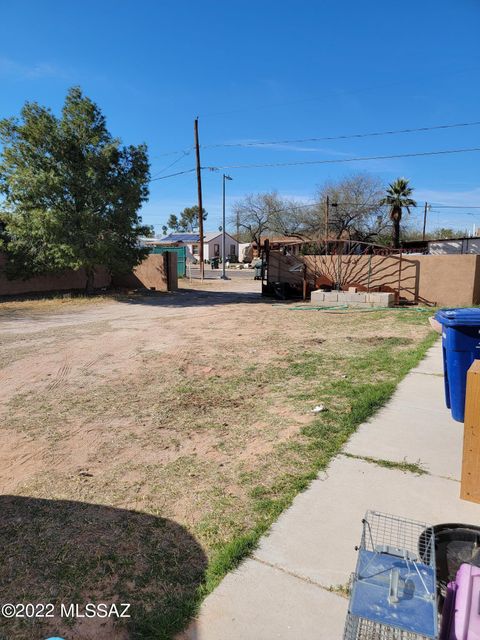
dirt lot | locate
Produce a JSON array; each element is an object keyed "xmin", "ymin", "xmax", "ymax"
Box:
[{"xmin": 0, "ymin": 280, "xmax": 435, "ymax": 639}]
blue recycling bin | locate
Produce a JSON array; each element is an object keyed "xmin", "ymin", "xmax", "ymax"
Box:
[{"xmin": 435, "ymin": 308, "xmax": 480, "ymax": 422}]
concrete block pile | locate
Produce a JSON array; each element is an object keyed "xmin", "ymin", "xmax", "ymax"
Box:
[{"xmin": 310, "ymin": 290, "xmax": 395, "ymax": 307}]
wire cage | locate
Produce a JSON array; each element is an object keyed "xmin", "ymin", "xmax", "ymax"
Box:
[{"xmin": 344, "ymin": 511, "xmax": 438, "ymax": 640}]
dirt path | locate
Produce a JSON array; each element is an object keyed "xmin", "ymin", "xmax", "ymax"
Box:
[{"xmin": 0, "ymin": 280, "xmax": 262, "ymax": 491}]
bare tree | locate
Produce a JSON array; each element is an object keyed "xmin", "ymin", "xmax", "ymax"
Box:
[
  {"xmin": 231, "ymin": 176, "xmax": 390, "ymax": 249},
  {"xmin": 303, "ymin": 173, "xmax": 389, "ymax": 242},
  {"xmin": 269, "ymin": 199, "xmax": 308, "ymax": 238},
  {"xmin": 231, "ymin": 192, "xmax": 280, "ymax": 246},
  {"xmin": 231, "ymin": 191, "xmax": 308, "ymax": 246}
]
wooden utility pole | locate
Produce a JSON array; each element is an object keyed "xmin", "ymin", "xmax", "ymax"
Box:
[
  {"xmin": 461, "ymin": 360, "xmax": 480, "ymax": 503},
  {"xmin": 422, "ymin": 202, "xmax": 428, "ymax": 241},
  {"xmin": 324, "ymin": 195, "xmax": 330, "ymax": 256},
  {"xmin": 325, "ymin": 195, "xmax": 329, "ymax": 240},
  {"xmin": 194, "ymin": 117, "xmax": 204, "ymax": 280}
]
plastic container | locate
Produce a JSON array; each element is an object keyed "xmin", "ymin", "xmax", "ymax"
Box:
[
  {"xmin": 439, "ymin": 581, "xmax": 457, "ymax": 640},
  {"xmin": 435, "ymin": 308, "xmax": 480, "ymax": 422},
  {"xmin": 419, "ymin": 523, "xmax": 480, "ymax": 610},
  {"xmin": 441, "ymin": 563, "xmax": 480, "ymax": 640}
]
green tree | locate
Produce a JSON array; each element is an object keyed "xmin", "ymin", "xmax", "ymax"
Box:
[
  {"xmin": 0, "ymin": 87, "xmax": 151, "ymax": 292},
  {"xmin": 167, "ymin": 206, "xmax": 207, "ymax": 232},
  {"xmin": 167, "ymin": 214, "xmax": 180, "ymax": 231},
  {"xmin": 402, "ymin": 226, "xmax": 469, "ymax": 242},
  {"xmin": 380, "ymin": 178, "xmax": 417, "ymax": 248},
  {"xmin": 431, "ymin": 227, "xmax": 467, "ymax": 239}
]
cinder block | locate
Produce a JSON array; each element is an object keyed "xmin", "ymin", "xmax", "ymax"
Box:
[
  {"xmin": 368, "ymin": 292, "xmax": 395, "ymax": 307},
  {"xmin": 344, "ymin": 293, "xmax": 367, "ymax": 303},
  {"xmin": 310, "ymin": 290, "xmax": 325, "ymax": 303},
  {"xmin": 323, "ymin": 292, "xmax": 338, "ymax": 302},
  {"xmin": 380, "ymin": 293, "xmax": 395, "ymax": 307}
]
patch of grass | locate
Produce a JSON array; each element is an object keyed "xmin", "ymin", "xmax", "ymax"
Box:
[
  {"xmin": 284, "ymin": 351, "xmax": 324, "ymax": 379},
  {"xmin": 328, "ymin": 582, "xmax": 351, "ymax": 598},
  {"xmin": 343, "ymin": 452, "xmax": 428, "ymax": 475},
  {"xmin": 218, "ymin": 333, "xmax": 436, "ymax": 537},
  {"xmin": 351, "ymin": 336, "xmax": 413, "ymax": 347},
  {"xmin": 394, "ymin": 308, "xmax": 437, "ymax": 325},
  {"xmin": 0, "ymin": 293, "xmax": 116, "ymax": 316},
  {"xmin": 0, "ymin": 298, "xmax": 438, "ymax": 639},
  {"xmin": 183, "ymin": 330, "xmax": 438, "ymax": 633}
]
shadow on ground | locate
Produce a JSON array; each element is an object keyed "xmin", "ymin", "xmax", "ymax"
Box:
[
  {"xmin": 115, "ymin": 287, "xmax": 268, "ymax": 309},
  {"xmin": 0, "ymin": 496, "xmax": 207, "ymax": 640}
]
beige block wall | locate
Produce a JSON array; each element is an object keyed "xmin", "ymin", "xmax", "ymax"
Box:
[
  {"xmin": 0, "ymin": 253, "xmax": 178, "ymax": 297},
  {"xmin": 415, "ymin": 254, "xmax": 480, "ymax": 307},
  {"xmin": 113, "ymin": 253, "xmax": 178, "ymax": 292},
  {"xmin": 267, "ymin": 250, "xmax": 480, "ymax": 307},
  {"xmin": 0, "ymin": 253, "xmax": 110, "ymax": 296}
]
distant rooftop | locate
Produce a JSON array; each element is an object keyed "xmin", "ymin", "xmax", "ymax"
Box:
[
  {"xmin": 203, "ymin": 230, "xmax": 237, "ymax": 242},
  {"xmin": 154, "ymin": 231, "xmax": 237, "ymax": 244},
  {"xmin": 157, "ymin": 232, "xmax": 200, "ymax": 243}
]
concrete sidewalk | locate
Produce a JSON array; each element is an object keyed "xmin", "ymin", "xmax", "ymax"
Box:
[{"xmin": 180, "ymin": 340, "xmax": 480, "ymax": 640}]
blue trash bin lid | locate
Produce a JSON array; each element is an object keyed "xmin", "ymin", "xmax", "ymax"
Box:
[{"xmin": 435, "ymin": 308, "xmax": 480, "ymax": 326}]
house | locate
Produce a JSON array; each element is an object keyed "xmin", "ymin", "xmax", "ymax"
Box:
[
  {"xmin": 401, "ymin": 236, "xmax": 480, "ymax": 255},
  {"xmin": 154, "ymin": 231, "xmax": 239, "ymax": 262},
  {"xmin": 260, "ymin": 235, "xmax": 309, "ymax": 256},
  {"xmin": 203, "ymin": 231, "xmax": 239, "ymax": 261}
]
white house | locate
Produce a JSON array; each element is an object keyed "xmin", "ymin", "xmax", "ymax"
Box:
[
  {"xmin": 203, "ymin": 231, "xmax": 238, "ymax": 261},
  {"xmin": 155, "ymin": 231, "xmax": 239, "ymax": 262}
]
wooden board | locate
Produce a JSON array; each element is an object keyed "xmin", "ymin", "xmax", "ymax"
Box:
[{"xmin": 461, "ymin": 359, "xmax": 480, "ymax": 503}]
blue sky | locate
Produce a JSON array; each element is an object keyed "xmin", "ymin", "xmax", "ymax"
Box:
[{"xmin": 1, "ymin": 0, "xmax": 480, "ymax": 234}]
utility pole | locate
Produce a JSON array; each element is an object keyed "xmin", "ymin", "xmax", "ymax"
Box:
[
  {"xmin": 221, "ymin": 174, "xmax": 233, "ymax": 280},
  {"xmin": 325, "ymin": 195, "xmax": 329, "ymax": 244},
  {"xmin": 194, "ymin": 117, "xmax": 204, "ymax": 280},
  {"xmin": 422, "ymin": 201, "xmax": 429, "ymax": 241}
]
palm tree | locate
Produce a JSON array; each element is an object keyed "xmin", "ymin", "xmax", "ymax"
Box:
[{"xmin": 380, "ymin": 178, "xmax": 417, "ymax": 248}]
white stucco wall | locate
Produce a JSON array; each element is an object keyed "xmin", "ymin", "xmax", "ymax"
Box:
[
  {"xmin": 238, "ymin": 243, "xmax": 253, "ymax": 262},
  {"xmin": 429, "ymin": 238, "xmax": 480, "ymax": 254},
  {"xmin": 205, "ymin": 234, "xmax": 238, "ymax": 261},
  {"xmin": 175, "ymin": 236, "xmax": 239, "ymax": 261}
]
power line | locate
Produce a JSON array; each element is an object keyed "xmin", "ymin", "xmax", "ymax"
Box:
[
  {"xmin": 150, "ymin": 147, "xmax": 194, "ymax": 159},
  {"xmin": 150, "ymin": 168, "xmax": 196, "ymax": 182},
  {"xmin": 202, "ymin": 120, "xmax": 480, "ymax": 149},
  {"xmin": 336, "ymin": 203, "xmax": 480, "ymax": 211},
  {"xmin": 150, "ymin": 149, "xmax": 191, "ymax": 179},
  {"xmin": 205, "ymin": 146, "xmax": 480, "ymax": 170},
  {"xmin": 430, "ymin": 209, "xmax": 480, "ymax": 217},
  {"xmin": 152, "ymin": 117, "xmax": 480, "ymax": 158},
  {"xmin": 434, "ymin": 204, "xmax": 480, "ymax": 209}
]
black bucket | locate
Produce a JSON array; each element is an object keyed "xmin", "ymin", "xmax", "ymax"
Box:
[{"xmin": 419, "ymin": 523, "xmax": 480, "ymax": 609}]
